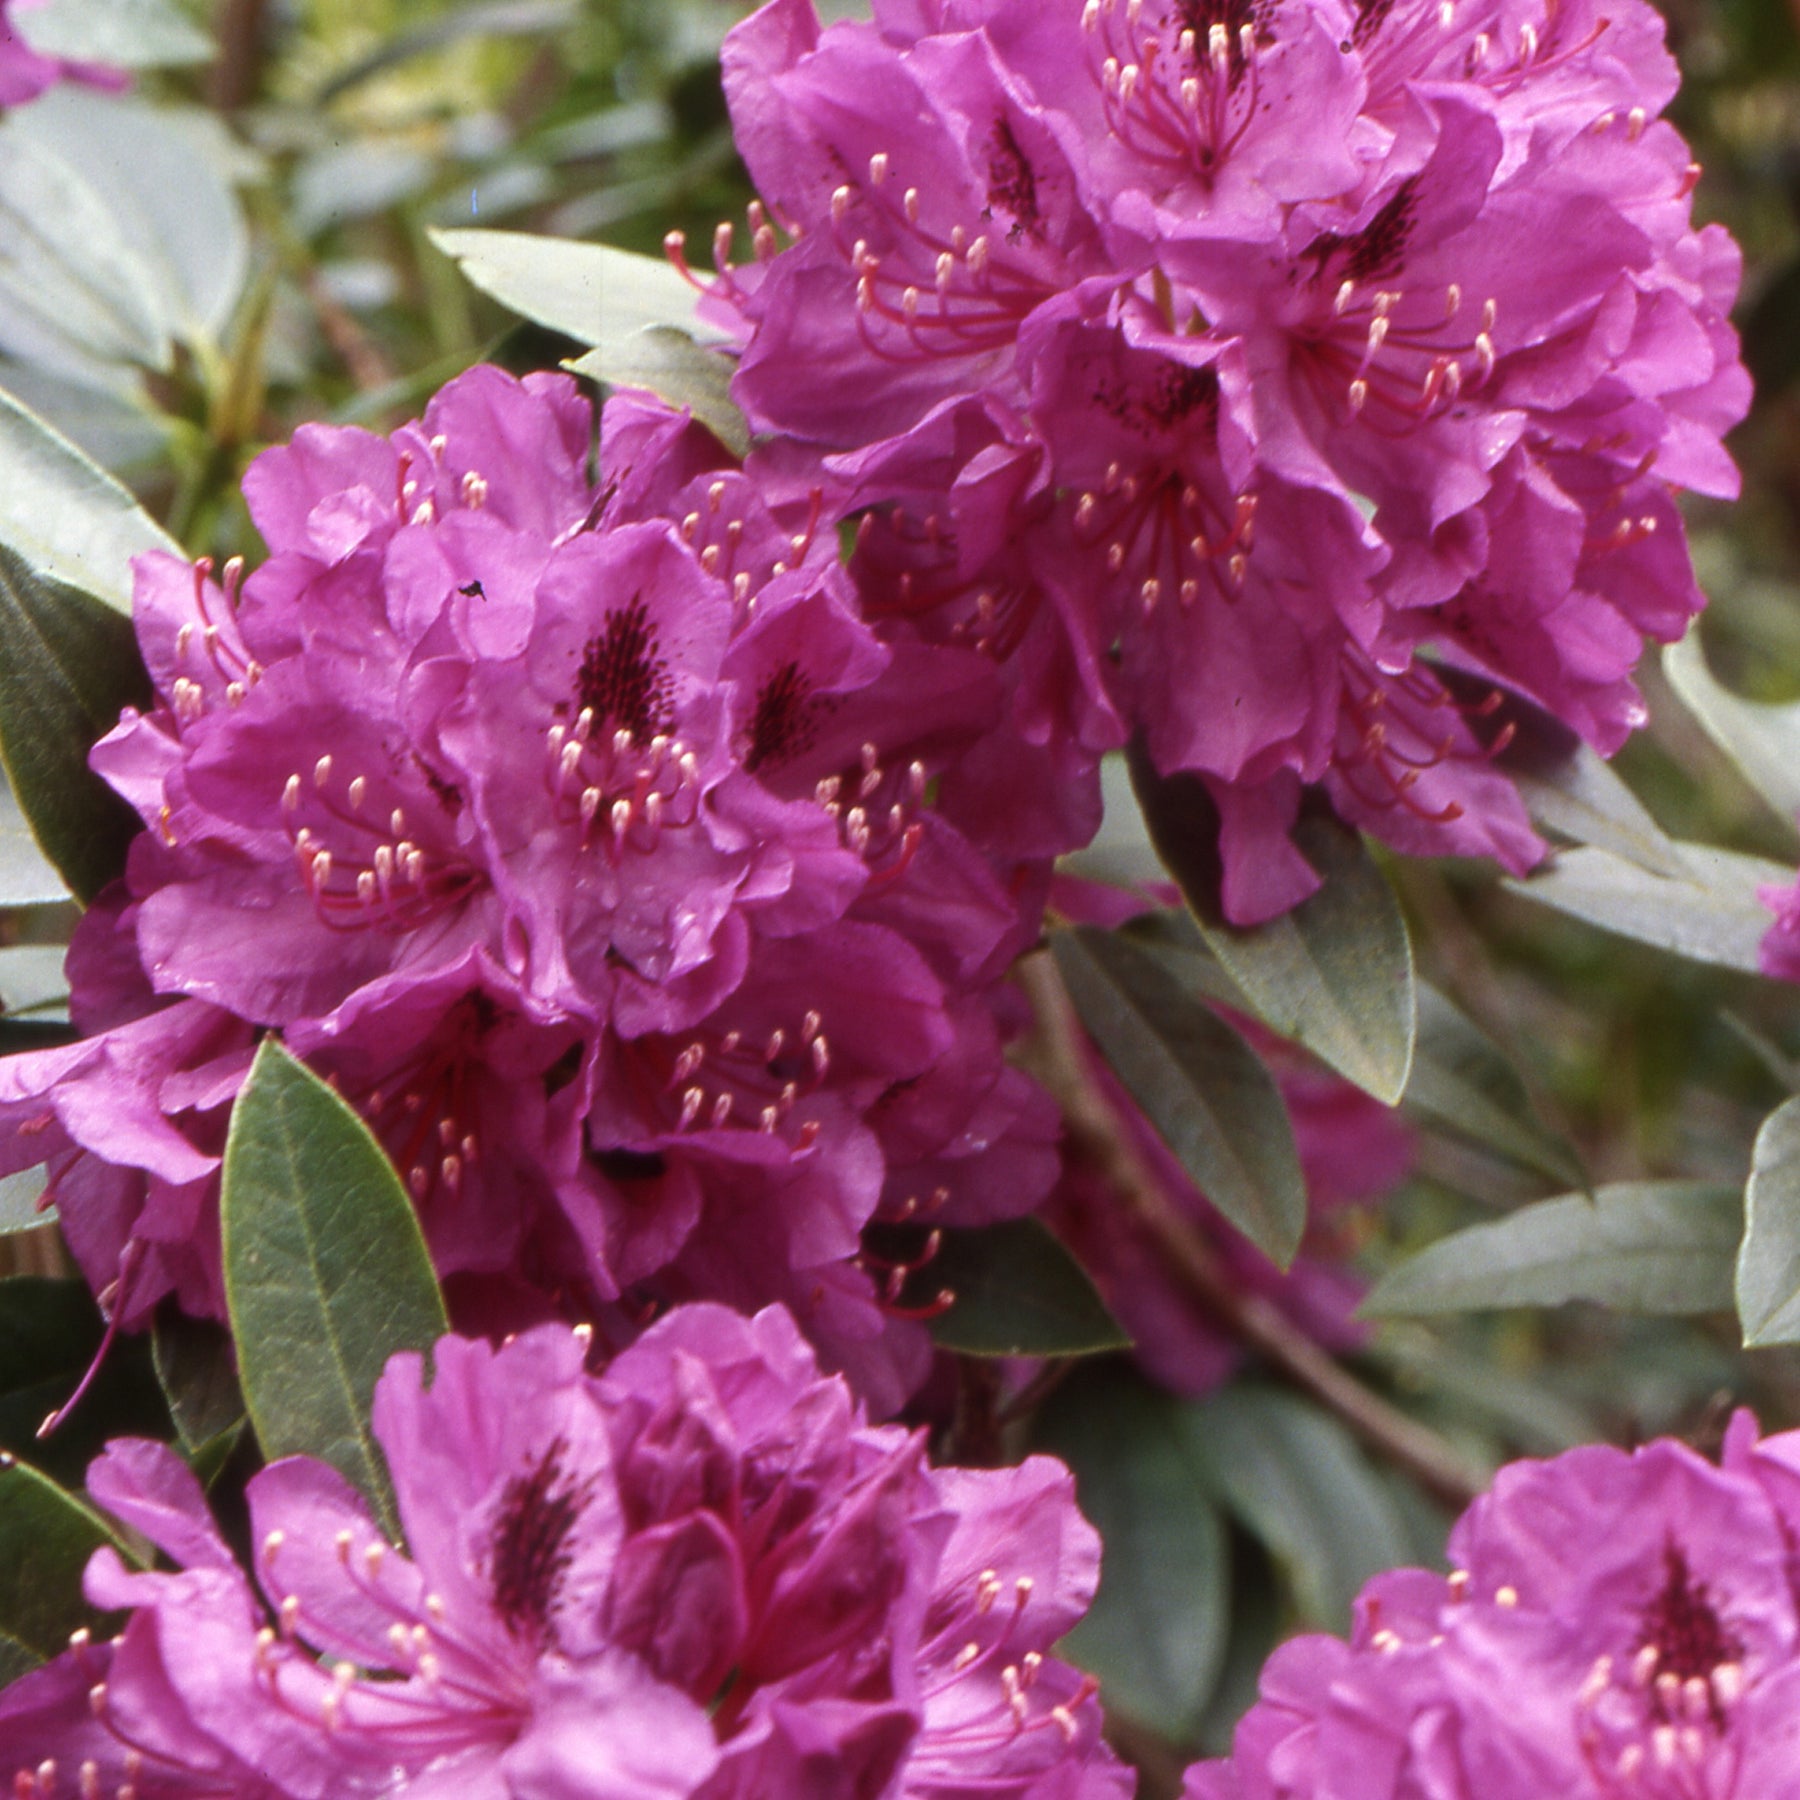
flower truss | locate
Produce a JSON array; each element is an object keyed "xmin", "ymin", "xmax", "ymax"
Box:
[
  {"xmin": 689, "ymin": 0, "xmax": 1750, "ymax": 920},
  {"xmin": 0, "ymin": 1303, "xmax": 1134, "ymax": 1800},
  {"xmin": 1186, "ymin": 1414, "xmax": 1800, "ymax": 1796},
  {"xmin": 0, "ymin": 367, "xmax": 1063, "ymax": 1412}
]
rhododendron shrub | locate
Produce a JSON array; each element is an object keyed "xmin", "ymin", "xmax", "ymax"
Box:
[
  {"xmin": 0, "ymin": 1304, "xmax": 1133, "ymax": 1799},
  {"xmin": 700, "ymin": 0, "xmax": 1750, "ymax": 920},
  {"xmin": 0, "ymin": 0, "xmax": 1790, "ymax": 1791},
  {"xmin": 0, "ymin": 366, "xmax": 1060, "ymax": 1409},
  {"xmin": 1186, "ymin": 1415, "xmax": 1800, "ymax": 1796}
]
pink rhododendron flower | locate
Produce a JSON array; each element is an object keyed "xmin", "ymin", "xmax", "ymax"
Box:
[
  {"xmin": 0, "ymin": 368, "xmax": 1059, "ymax": 1410},
  {"xmin": 1185, "ymin": 1413, "xmax": 1800, "ymax": 1797},
  {"xmin": 701, "ymin": 0, "xmax": 1749, "ymax": 920},
  {"xmin": 1757, "ymin": 867, "xmax": 1800, "ymax": 985},
  {"xmin": 0, "ymin": 1304, "xmax": 1135, "ymax": 1800},
  {"xmin": 0, "ymin": 0, "xmax": 127, "ymax": 106}
]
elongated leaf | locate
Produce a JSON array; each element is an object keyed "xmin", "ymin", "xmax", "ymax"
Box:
[
  {"xmin": 317, "ymin": 1, "xmax": 578, "ymax": 100},
  {"xmin": 1128, "ymin": 751, "xmax": 1416, "ymax": 1102},
  {"xmin": 1183, "ymin": 1385, "xmax": 1412, "ymax": 1632},
  {"xmin": 1405, "ymin": 983, "xmax": 1586, "ymax": 1189},
  {"xmin": 0, "ymin": 380, "xmax": 178, "ymax": 610},
  {"xmin": 0, "ymin": 945, "xmax": 69, "ymax": 1021},
  {"xmin": 1037, "ymin": 1370, "xmax": 1229, "ymax": 1741},
  {"xmin": 15, "ymin": 0, "xmax": 212, "ymax": 66},
  {"xmin": 16, "ymin": 95, "xmax": 252, "ymax": 348},
  {"xmin": 1364, "ymin": 1181, "xmax": 1742, "ymax": 1317},
  {"xmin": 0, "ymin": 1455, "xmax": 129, "ymax": 1657},
  {"xmin": 0, "ymin": 544, "xmax": 149, "ymax": 903},
  {"xmin": 567, "ymin": 328, "xmax": 749, "ymax": 457},
  {"xmin": 1504, "ymin": 842, "xmax": 1787, "ymax": 974},
  {"xmin": 868, "ymin": 1218, "xmax": 1128, "ymax": 1357},
  {"xmin": 1369, "ymin": 1324, "xmax": 1599, "ymax": 1455},
  {"xmin": 222, "ymin": 1041, "xmax": 448, "ymax": 1541},
  {"xmin": 152, "ymin": 1308, "xmax": 245, "ymax": 1454},
  {"xmin": 1493, "ymin": 691, "xmax": 1690, "ymax": 878},
  {"xmin": 1665, "ymin": 634, "xmax": 1800, "ymax": 836},
  {"xmin": 0, "ymin": 118, "xmax": 171, "ymax": 371},
  {"xmin": 0, "ymin": 1169, "xmax": 50, "ymax": 1234},
  {"xmin": 0, "ymin": 769, "xmax": 66, "ymax": 905},
  {"xmin": 1738, "ymin": 1097, "xmax": 1800, "ymax": 1346},
  {"xmin": 0, "ymin": 1629, "xmax": 37, "ymax": 1685},
  {"xmin": 430, "ymin": 227, "xmax": 724, "ymax": 349},
  {"xmin": 1052, "ymin": 925, "xmax": 1307, "ymax": 1266}
]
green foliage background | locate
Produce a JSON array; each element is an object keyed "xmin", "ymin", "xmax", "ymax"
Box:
[{"xmin": 6, "ymin": 0, "xmax": 1800, "ymax": 1792}]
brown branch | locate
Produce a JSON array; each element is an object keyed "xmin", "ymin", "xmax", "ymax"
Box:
[
  {"xmin": 1016, "ymin": 949, "xmax": 1486, "ymax": 1515},
  {"xmin": 210, "ymin": 0, "xmax": 270, "ymax": 113},
  {"xmin": 300, "ymin": 266, "xmax": 396, "ymax": 396}
]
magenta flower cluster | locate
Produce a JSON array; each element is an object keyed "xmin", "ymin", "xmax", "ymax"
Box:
[
  {"xmin": 699, "ymin": 0, "xmax": 1748, "ymax": 920},
  {"xmin": 0, "ymin": 368, "xmax": 1063, "ymax": 1410},
  {"xmin": 1186, "ymin": 1413, "xmax": 1800, "ymax": 1797},
  {"xmin": 0, "ymin": 1302, "xmax": 1132, "ymax": 1799}
]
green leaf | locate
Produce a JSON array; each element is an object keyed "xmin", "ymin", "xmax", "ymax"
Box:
[
  {"xmin": 0, "ymin": 118, "xmax": 171, "ymax": 372},
  {"xmin": 1127, "ymin": 749, "xmax": 1416, "ymax": 1102},
  {"xmin": 1052, "ymin": 925, "xmax": 1307, "ymax": 1267},
  {"xmin": 0, "ymin": 379, "xmax": 178, "ymax": 611},
  {"xmin": 566, "ymin": 327, "xmax": 749, "ymax": 458},
  {"xmin": 315, "ymin": 1, "xmax": 580, "ymax": 102},
  {"xmin": 0, "ymin": 1455, "xmax": 130, "ymax": 1658},
  {"xmin": 1363, "ymin": 1180, "xmax": 1742, "ymax": 1318},
  {"xmin": 0, "ymin": 1277, "xmax": 169, "ymax": 1487},
  {"xmin": 151, "ymin": 1307, "xmax": 245, "ymax": 1454},
  {"xmin": 0, "ymin": 770, "xmax": 67, "ymax": 906},
  {"xmin": 1368, "ymin": 1324, "xmax": 1600, "ymax": 1456},
  {"xmin": 0, "ymin": 945, "xmax": 69, "ymax": 1021},
  {"xmin": 14, "ymin": 0, "xmax": 213, "ymax": 67},
  {"xmin": 429, "ymin": 227, "xmax": 723, "ymax": 350},
  {"xmin": 1664, "ymin": 633, "xmax": 1800, "ymax": 836},
  {"xmin": 867, "ymin": 1218, "xmax": 1128, "ymax": 1357},
  {"xmin": 14, "ymin": 95, "xmax": 252, "ymax": 351},
  {"xmin": 1405, "ymin": 983, "xmax": 1586, "ymax": 1190},
  {"xmin": 222, "ymin": 1040, "xmax": 448, "ymax": 1542},
  {"xmin": 1503, "ymin": 841, "xmax": 1787, "ymax": 974},
  {"xmin": 1193, "ymin": 1554, "xmax": 1283, "ymax": 1758},
  {"xmin": 0, "ymin": 1627, "xmax": 39, "ymax": 1686},
  {"xmin": 1182, "ymin": 1384, "xmax": 1412, "ymax": 1633},
  {"xmin": 1494, "ymin": 694, "xmax": 1690, "ymax": 878},
  {"xmin": 1037, "ymin": 1369, "xmax": 1229, "ymax": 1742},
  {"xmin": 1736, "ymin": 1096, "xmax": 1800, "ymax": 1346},
  {"xmin": 0, "ymin": 1169, "xmax": 51, "ymax": 1235},
  {"xmin": 0, "ymin": 543, "xmax": 150, "ymax": 903}
]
